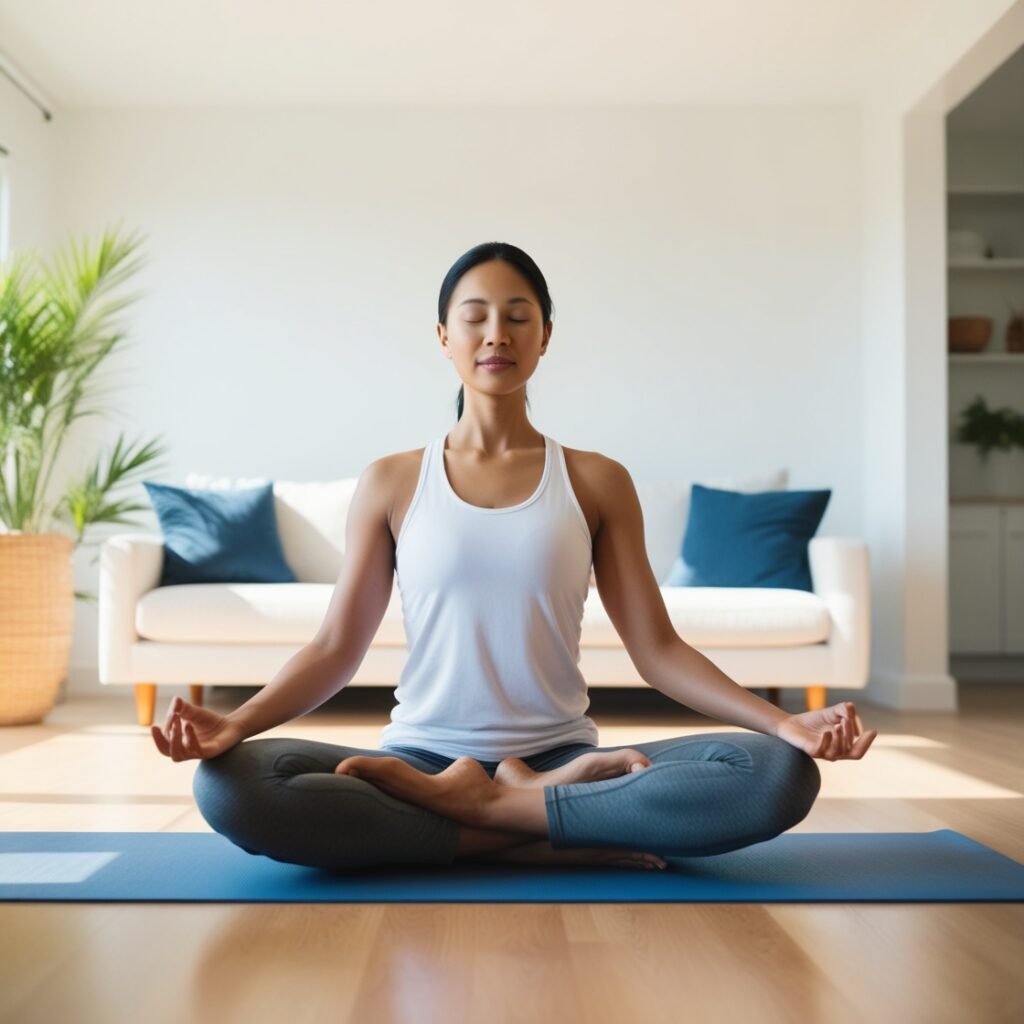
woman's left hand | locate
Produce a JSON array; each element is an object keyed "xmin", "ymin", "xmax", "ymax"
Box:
[{"xmin": 774, "ymin": 701, "xmax": 877, "ymax": 761}]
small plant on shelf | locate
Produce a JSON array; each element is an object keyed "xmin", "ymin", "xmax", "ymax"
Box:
[{"xmin": 952, "ymin": 395, "xmax": 1024, "ymax": 459}]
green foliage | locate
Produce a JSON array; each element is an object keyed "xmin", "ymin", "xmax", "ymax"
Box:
[
  {"xmin": 0, "ymin": 226, "xmax": 170, "ymax": 598},
  {"xmin": 953, "ymin": 395, "xmax": 1024, "ymax": 459}
]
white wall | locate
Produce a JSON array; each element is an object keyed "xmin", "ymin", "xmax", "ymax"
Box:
[
  {"xmin": 47, "ymin": 105, "xmax": 863, "ymax": 696},
  {"xmin": 0, "ymin": 70, "xmax": 56, "ymax": 251},
  {"xmin": 858, "ymin": 0, "xmax": 1024, "ymax": 711}
]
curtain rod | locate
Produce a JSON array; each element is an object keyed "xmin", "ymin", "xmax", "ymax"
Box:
[{"xmin": 0, "ymin": 56, "xmax": 53, "ymax": 122}]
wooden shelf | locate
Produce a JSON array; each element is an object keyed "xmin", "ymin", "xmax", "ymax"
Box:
[
  {"xmin": 948, "ymin": 258, "xmax": 1024, "ymax": 269},
  {"xmin": 949, "ymin": 353, "xmax": 1024, "ymax": 363},
  {"xmin": 950, "ymin": 496, "xmax": 1024, "ymax": 505},
  {"xmin": 948, "ymin": 187, "xmax": 1024, "ymax": 197}
]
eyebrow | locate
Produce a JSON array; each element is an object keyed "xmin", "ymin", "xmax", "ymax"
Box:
[{"xmin": 457, "ymin": 297, "xmax": 535, "ymax": 307}]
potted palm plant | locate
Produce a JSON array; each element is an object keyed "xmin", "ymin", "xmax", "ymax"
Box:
[{"xmin": 0, "ymin": 227, "xmax": 169, "ymax": 724}]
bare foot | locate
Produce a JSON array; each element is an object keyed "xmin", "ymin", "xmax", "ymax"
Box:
[
  {"xmin": 335, "ymin": 755, "xmax": 505, "ymax": 829},
  {"xmin": 474, "ymin": 838, "xmax": 668, "ymax": 871},
  {"xmin": 494, "ymin": 748, "xmax": 653, "ymax": 789}
]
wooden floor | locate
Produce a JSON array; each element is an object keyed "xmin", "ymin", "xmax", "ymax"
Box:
[{"xmin": 1, "ymin": 683, "xmax": 1022, "ymax": 1024}]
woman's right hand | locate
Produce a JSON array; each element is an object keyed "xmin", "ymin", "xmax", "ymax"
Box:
[{"xmin": 151, "ymin": 695, "xmax": 245, "ymax": 761}]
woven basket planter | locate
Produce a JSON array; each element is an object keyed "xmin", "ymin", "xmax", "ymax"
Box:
[{"xmin": 0, "ymin": 533, "xmax": 75, "ymax": 725}]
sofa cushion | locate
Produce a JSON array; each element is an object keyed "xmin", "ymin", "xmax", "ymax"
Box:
[
  {"xmin": 582, "ymin": 586, "xmax": 829, "ymax": 647},
  {"xmin": 135, "ymin": 581, "xmax": 829, "ymax": 648},
  {"xmin": 142, "ymin": 481, "xmax": 297, "ymax": 587},
  {"xmin": 184, "ymin": 474, "xmax": 358, "ymax": 583},
  {"xmin": 634, "ymin": 468, "xmax": 789, "ymax": 585},
  {"xmin": 183, "ymin": 468, "xmax": 788, "ymax": 588},
  {"xmin": 666, "ymin": 484, "xmax": 831, "ymax": 590}
]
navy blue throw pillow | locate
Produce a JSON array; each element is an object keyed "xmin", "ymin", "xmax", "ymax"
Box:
[
  {"xmin": 143, "ymin": 481, "xmax": 297, "ymax": 587},
  {"xmin": 665, "ymin": 484, "xmax": 831, "ymax": 591}
]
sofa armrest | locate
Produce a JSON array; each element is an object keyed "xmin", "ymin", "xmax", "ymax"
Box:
[
  {"xmin": 807, "ymin": 536, "xmax": 870, "ymax": 689},
  {"xmin": 98, "ymin": 533, "xmax": 164, "ymax": 684}
]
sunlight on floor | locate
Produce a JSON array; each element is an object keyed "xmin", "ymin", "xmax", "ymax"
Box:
[{"xmin": 0, "ymin": 718, "xmax": 1018, "ymax": 816}]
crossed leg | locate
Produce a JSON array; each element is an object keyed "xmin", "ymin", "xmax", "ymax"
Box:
[
  {"xmin": 336, "ymin": 732, "xmax": 822, "ymax": 862},
  {"xmin": 192, "ymin": 733, "xmax": 819, "ymax": 871},
  {"xmin": 192, "ymin": 736, "xmax": 666, "ymax": 872},
  {"xmin": 335, "ymin": 746, "xmax": 668, "ymax": 870}
]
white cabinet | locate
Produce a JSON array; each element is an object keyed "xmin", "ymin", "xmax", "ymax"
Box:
[
  {"xmin": 1006, "ymin": 508, "xmax": 1024, "ymax": 652},
  {"xmin": 949, "ymin": 504, "xmax": 1024, "ymax": 653}
]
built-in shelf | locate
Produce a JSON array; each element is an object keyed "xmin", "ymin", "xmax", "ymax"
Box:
[
  {"xmin": 950, "ymin": 496, "xmax": 1024, "ymax": 505},
  {"xmin": 947, "ymin": 186, "xmax": 1024, "ymax": 196},
  {"xmin": 948, "ymin": 258, "xmax": 1024, "ymax": 269},
  {"xmin": 949, "ymin": 353, "xmax": 1024, "ymax": 363}
]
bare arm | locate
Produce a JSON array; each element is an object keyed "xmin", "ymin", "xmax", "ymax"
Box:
[
  {"xmin": 591, "ymin": 457, "xmax": 876, "ymax": 759},
  {"xmin": 223, "ymin": 457, "xmax": 398, "ymax": 740},
  {"xmin": 590, "ymin": 457, "xmax": 789, "ymax": 736}
]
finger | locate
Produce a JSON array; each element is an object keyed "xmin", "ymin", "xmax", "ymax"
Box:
[
  {"xmin": 846, "ymin": 729, "xmax": 878, "ymax": 759},
  {"xmin": 840, "ymin": 729, "xmax": 872, "ymax": 760},
  {"xmin": 841, "ymin": 715, "xmax": 853, "ymax": 752},
  {"xmin": 163, "ymin": 695, "xmax": 180, "ymax": 738},
  {"xmin": 812, "ymin": 729, "xmax": 826, "ymax": 758},
  {"xmin": 839, "ymin": 704, "xmax": 856, "ymax": 737},
  {"xmin": 151, "ymin": 723, "xmax": 169, "ymax": 757},
  {"xmin": 833, "ymin": 720, "xmax": 845, "ymax": 756},
  {"xmin": 819, "ymin": 729, "xmax": 835, "ymax": 761},
  {"xmin": 824, "ymin": 728, "xmax": 837, "ymax": 760},
  {"xmin": 832, "ymin": 717, "xmax": 845, "ymax": 752},
  {"xmin": 816, "ymin": 729, "xmax": 833, "ymax": 759},
  {"xmin": 175, "ymin": 715, "xmax": 190, "ymax": 760},
  {"xmin": 184, "ymin": 720, "xmax": 202, "ymax": 757},
  {"xmin": 171, "ymin": 713, "xmax": 184, "ymax": 761}
]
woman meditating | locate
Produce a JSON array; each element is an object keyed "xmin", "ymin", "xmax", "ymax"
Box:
[{"xmin": 152, "ymin": 241, "xmax": 877, "ymax": 873}]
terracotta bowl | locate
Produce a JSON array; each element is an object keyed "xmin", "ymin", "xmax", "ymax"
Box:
[{"xmin": 949, "ymin": 317, "xmax": 992, "ymax": 353}]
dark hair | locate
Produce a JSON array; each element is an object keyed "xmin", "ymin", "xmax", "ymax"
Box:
[{"xmin": 437, "ymin": 241, "xmax": 554, "ymax": 421}]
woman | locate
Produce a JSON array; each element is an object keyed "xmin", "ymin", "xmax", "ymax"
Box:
[{"xmin": 152, "ymin": 241, "xmax": 877, "ymax": 873}]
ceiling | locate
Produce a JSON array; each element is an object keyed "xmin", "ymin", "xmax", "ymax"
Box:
[
  {"xmin": 0, "ymin": 0, "xmax": 937, "ymax": 108},
  {"xmin": 947, "ymin": 43, "xmax": 1024, "ymax": 131}
]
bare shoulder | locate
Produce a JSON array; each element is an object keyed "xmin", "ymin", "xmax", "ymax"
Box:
[
  {"xmin": 358, "ymin": 447, "xmax": 426, "ymax": 485},
  {"xmin": 562, "ymin": 445, "xmax": 634, "ymax": 493},
  {"xmin": 560, "ymin": 446, "xmax": 637, "ymax": 536},
  {"xmin": 366, "ymin": 447, "xmax": 429, "ymax": 544},
  {"xmin": 370, "ymin": 447, "xmax": 427, "ymax": 478}
]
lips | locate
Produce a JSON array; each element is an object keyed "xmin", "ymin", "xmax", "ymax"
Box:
[{"xmin": 478, "ymin": 358, "xmax": 515, "ymax": 366}]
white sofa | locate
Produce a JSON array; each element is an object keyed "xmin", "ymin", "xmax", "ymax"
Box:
[{"xmin": 98, "ymin": 468, "xmax": 871, "ymax": 727}]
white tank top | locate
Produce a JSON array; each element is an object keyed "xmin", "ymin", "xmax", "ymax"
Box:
[{"xmin": 379, "ymin": 431, "xmax": 600, "ymax": 760}]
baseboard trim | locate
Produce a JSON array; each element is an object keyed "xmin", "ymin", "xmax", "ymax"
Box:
[
  {"xmin": 949, "ymin": 655, "xmax": 1024, "ymax": 683},
  {"xmin": 864, "ymin": 671, "xmax": 959, "ymax": 712}
]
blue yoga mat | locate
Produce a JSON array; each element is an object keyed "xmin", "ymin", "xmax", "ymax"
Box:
[{"xmin": 1, "ymin": 829, "xmax": 1021, "ymax": 902}]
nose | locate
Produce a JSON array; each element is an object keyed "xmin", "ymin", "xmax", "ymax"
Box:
[{"xmin": 483, "ymin": 327, "xmax": 512, "ymax": 346}]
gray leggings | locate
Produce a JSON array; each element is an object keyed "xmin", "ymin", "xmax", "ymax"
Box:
[{"xmin": 191, "ymin": 731, "xmax": 821, "ymax": 871}]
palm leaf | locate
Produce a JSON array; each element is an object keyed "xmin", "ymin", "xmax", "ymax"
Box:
[{"xmin": 0, "ymin": 226, "xmax": 163, "ymax": 542}]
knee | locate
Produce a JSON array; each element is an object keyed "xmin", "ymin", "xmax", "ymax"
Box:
[
  {"xmin": 191, "ymin": 742, "xmax": 265, "ymax": 844},
  {"xmin": 767, "ymin": 740, "xmax": 821, "ymax": 829}
]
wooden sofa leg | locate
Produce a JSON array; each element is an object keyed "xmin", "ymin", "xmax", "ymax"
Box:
[
  {"xmin": 190, "ymin": 685, "xmax": 204, "ymax": 707},
  {"xmin": 805, "ymin": 686, "xmax": 827, "ymax": 711},
  {"xmin": 135, "ymin": 683, "xmax": 157, "ymax": 727}
]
